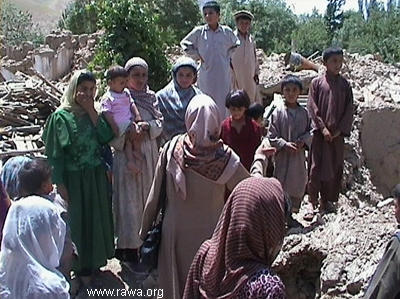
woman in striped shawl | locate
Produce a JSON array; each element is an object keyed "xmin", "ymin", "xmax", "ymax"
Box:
[{"xmin": 183, "ymin": 177, "xmax": 287, "ymax": 299}]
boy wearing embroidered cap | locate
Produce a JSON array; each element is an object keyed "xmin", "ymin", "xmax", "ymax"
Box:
[{"xmin": 231, "ymin": 10, "xmax": 260, "ymax": 104}]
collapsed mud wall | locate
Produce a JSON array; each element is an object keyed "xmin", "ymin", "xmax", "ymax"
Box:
[{"xmin": 0, "ymin": 30, "xmax": 100, "ymax": 82}]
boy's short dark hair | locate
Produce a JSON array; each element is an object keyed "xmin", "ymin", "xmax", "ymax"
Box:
[
  {"xmin": 203, "ymin": 1, "xmax": 220, "ymax": 14},
  {"xmin": 281, "ymin": 75, "xmax": 303, "ymax": 92},
  {"xmin": 225, "ymin": 89, "xmax": 251, "ymax": 109},
  {"xmin": 392, "ymin": 184, "xmax": 400, "ymax": 199},
  {"xmin": 322, "ymin": 47, "xmax": 344, "ymax": 62},
  {"xmin": 77, "ymin": 71, "xmax": 96, "ymax": 86},
  {"xmin": 18, "ymin": 158, "xmax": 52, "ymax": 196},
  {"xmin": 246, "ymin": 103, "xmax": 264, "ymax": 119},
  {"xmin": 105, "ymin": 65, "xmax": 128, "ymax": 81}
]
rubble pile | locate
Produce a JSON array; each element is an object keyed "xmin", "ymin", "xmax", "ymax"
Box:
[
  {"xmin": 70, "ymin": 31, "xmax": 102, "ymax": 73},
  {"xmin": 257, "ymin": 50, "xmax": 400, "ymax": 298},
  {"xmin": 273, "ymin": 197, "xmax": 396, "ymax": 299},
  {"xmin": 0, "ymin": 72, "xmax": 66, "ymax": 157}
]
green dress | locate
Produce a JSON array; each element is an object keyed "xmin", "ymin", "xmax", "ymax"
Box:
[{"xmin": 43, "ymin": 109, "xmax": 115, "ymax": 274}]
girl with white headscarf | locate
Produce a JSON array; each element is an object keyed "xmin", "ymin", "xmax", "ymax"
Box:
[
  {"xmin": 156, "ymin": 56, "xmax": 202, "ymax": 145},
  {"xmin": 0, "ymin": 196, "xmax": 69, "ymax": 298},
  {"xmin": 140, "ymin": 94, "xmax": 249, "ymax": 299}
]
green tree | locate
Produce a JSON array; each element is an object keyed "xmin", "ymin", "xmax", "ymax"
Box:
[
  {"xmin": 0, "ymin": 0, "xmax": 44, "ymax": 46},
  {"xmin": 92, "ymin": 0, "xmax": 170, "ymax": 90},
  {"xmin": 58, "ymin": 0, "xmax": 99, "ymax": 34},
  {"xmin": 325, "ymin": 0, "xmax": 346, "ymax": 44},
  {"xmin": 292, "ymin": 10, "xmax": 330, "ymax": 57},
  {"xmin": 218, "ymin": 0, "xmax": 296, "ymax": 54},
  {"xmin": 156, "ymin": 0, "xmax": 202, "ymax": 43}
]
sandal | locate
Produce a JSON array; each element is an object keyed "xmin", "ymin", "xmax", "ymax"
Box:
[{"xmin": 303, "ymin": 209, "xmax": 316, "ymax": 221}]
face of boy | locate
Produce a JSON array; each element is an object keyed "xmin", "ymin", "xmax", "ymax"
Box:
[
  {"xmin": 176, "ymin": 67, "xmax": 195, "ymax": 89},
  {"xmin": 394, "ymin": 198, "xmax": 400, "ymax": 224},
  {"xmin": 109, "ymin": 76, "xmax": 127, "ymax": 93},
  {"xmin": 324, "ymin": 54, "xmax": 343, "ymax": 75},
  {"xmin": 203, "ymin": 8, "xmax": 219, "ymax": 27},
  {"xmin": 229, "ymin": 106, "xmax": 246, "ymax": 121},
  {"xmin": 127, "ymin": 66, "xmax": 148, "ymax": 91},
  {"xmin": 75, "ymin": 80, "xmax": 96, "ymax": 104},
  {"xmin": 282, "ymin": 83, "xmax": 301, "ymax": 106},
  {"xmin": 237, "ymin": 18, "xmax": 251, "ymax": 34},
  {"xmin": 41, "ymin": 178, "xmax": 53, "ymax": 195}
]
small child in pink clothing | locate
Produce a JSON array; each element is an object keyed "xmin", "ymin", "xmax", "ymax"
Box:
[{"xmin": 102, "ymin": 66, "xmax": 143, "ymax": 174}]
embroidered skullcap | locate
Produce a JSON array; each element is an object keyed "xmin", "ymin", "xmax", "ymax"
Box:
[
  {"xmin": 234, "ymin": 10, "xmax": 254, "ymax": 21},
  {"xmin": 124, "ymin": 57, "xmax": 148, "ymax": 72}
]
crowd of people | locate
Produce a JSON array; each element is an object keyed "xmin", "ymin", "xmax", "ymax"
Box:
[{"xmin": 0, "ymin": 1, "xmax": 398, "ymax": 298}]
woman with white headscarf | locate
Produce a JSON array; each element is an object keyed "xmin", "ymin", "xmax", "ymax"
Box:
[
  {"xmin": 42, "ymin": 70, "xmax": 115, "ymax": 285},
  {"xmin": 0, "ymin": 196, "xmax": 69, "ymax": 298},
  {"xmin": 112, "ymin": 57, "xmax": 163, "ymax": 264},
  {"xmin": 140, "ymin": 94, "xmax": 249, "ymax": 299}
]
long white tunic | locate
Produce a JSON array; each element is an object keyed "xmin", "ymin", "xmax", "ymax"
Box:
[
  {"xmin": 181, "ymin": 24, "xmax": 240, "ymax": 120},
  {"xmin": 113, "ymin": 106, "xmax": 163, "ymax": 249},
  {"xmin": 231, "ymin": 30, "xmax": 260, "ymax": 103}
]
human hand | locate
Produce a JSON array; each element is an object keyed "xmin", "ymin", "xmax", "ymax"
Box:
[
  {"xmin": 255, "ymin": 142, "xmax": 276, "ymax": 157},
  {"xmin": 285, "ymin": 142, "xmax": 298, "ymax": 153},
  {"xmin": 138, "ymin": 121, "xmax": 150, "ymax": 131},
  {"xmin": 75, "ymin": 91, "xmax": 94, "ymax": 113},
  {"xmin": 332, "ymin": 130, "xmax": 341, "ymax": 139},
  {"xmin": 322, "ymin": 127, "xmax": 333, "ymax": 142},
  {"xmin": 295, "ymin": 140, "xmax": 304, "ymax": 149}
]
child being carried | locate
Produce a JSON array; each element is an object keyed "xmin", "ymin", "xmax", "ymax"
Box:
[{"xmin": 101, "ymin": 65, "xmax": 144, "ymax": 175}]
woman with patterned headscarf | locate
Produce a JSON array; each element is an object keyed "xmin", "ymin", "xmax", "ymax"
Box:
[
  {"xmin": 42, "ymin": 70, "xmax": 115, "ymax": 286},
  {"xmin": 156, "ymin": 56, "xmax": 202, "ymax": 145},
  {"xmin": 183, "ymin": 177, "xmax": 287, "ymax": 299},
  {"xmin": 112, "ymin": 57, "xmax": 164, "ymax": 264},
  {"xmin": 140, "ymin": 94, "xmax": 249, "ymax": 299}
]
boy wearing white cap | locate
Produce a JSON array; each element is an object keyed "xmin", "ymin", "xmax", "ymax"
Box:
[{"xmin": 231, "ymin": 10, "xmax": 260, "ymax": 104}]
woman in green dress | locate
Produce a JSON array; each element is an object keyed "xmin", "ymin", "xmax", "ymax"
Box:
[{"xmin": 42, "ymin": 70, "xmax": 115, "ymax": 285}]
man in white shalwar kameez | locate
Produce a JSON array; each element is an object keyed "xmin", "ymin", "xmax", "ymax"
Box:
[
  {"xmin": 231, "ymin": 10, "xmax": 260, "ymax": 104},
  {"xmin": 181, "ymin": 1, "xmax": 240, "ymax": 120}
]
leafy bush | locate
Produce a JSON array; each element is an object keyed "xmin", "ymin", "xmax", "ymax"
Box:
[
  {"xmin": 292, "ymin": 11, "xmax": 330, "ymax": 57},
  {"xmin": 0, "ymin": 0, "xmax": 44, "ymax": 46},
  {"xmin": 156, "ymin": 0, "xmax": 202, "ymax": 44},
  {"xmin": 219, "ymin": 0, "xmax": 296, "ymax": 54},
  {"xmin": 58, "ymin": 0, "xmax": 99, "ymax": 34},
  {"xmin": 91, "ymin": 0, "xmax": 170, "ymax": 90}
]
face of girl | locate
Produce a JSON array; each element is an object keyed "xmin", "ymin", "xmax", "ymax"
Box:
[
  {"xmin": 176, "ymin": 67, "xmax": 196, "ymax": 89},
  {"xmin": 75, "ymin": 80, "xmax": 96, "ymax": 103},
  {"xmin": 282, "ymin": 83, "xmax": 301, "ymax": 106},
  {"xmin": 203, "ymin": 8, "xmax": 219, "ymax": 27},
  {"xmin": 229, "ymin": 106, "xmax": 246, "ymax": 121},
  {"xmin": 127, "ymin": 66, "xmax": 148, "ymax": 91}
]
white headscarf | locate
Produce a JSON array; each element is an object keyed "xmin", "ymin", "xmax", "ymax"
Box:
[{"xmin": 0, "ymin": 196, "xmax": 69, "ymax": 299}]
